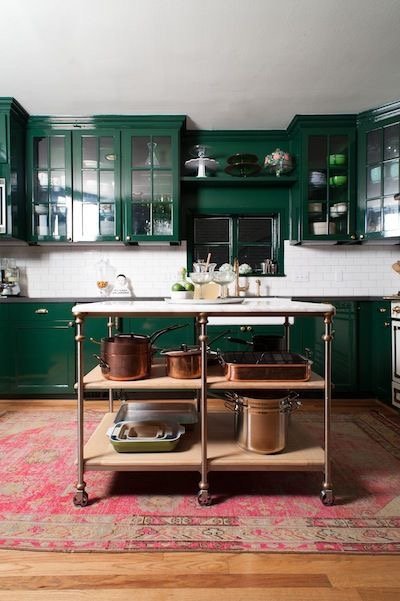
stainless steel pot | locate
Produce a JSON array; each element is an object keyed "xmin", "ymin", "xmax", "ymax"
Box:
[
  {"xmin": 95, "ymin": 324, "xmax": 186, "ymax": 381},
  {"xmin": 224, "ymin": 391, "xmax": 300, "ymax": 454}
]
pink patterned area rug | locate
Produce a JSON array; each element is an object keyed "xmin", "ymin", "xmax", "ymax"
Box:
[{"xmin": 0, "ymin": 407, "xmax": 399, "ymax": 553}]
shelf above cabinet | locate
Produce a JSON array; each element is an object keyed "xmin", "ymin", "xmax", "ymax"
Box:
[{"xmin": 181, "ymin": 175, "xmax": 297, "ymax": 186}]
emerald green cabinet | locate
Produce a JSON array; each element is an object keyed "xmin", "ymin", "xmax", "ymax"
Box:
[
  {"xmin": 122, "ymin": 129, "xmax": 180, "ymax": 242},
  {"xmin": 72, "ymin": 130, "xmax": 121, "ymax": 242},
  {"xmin": 291, "ymin": 301, "xmax": 358, "ymax": 393},
  {"xmin": 288, "ymin": 116, "xmax": 357, "ymax": 243},
  {"xmin": 0, "ymin": 98, "xmax": 28, "ymax": 240},
  {"xmin": 26, "ymin": 128, "xmax": 72, "ymax": 242},
  {"xmin": 26, "ymin": 117, "xmax": 184, "ymax": 244},
  {"xmin": 8, "ymin": 302, "xmax": 75, "ymax": 396},
  {"xmin": 358, "ymin": 301, "xmax": 391, "ymax": 402},
  {"xmin": 357, "ymin": 100, "xmax": 400, "ymax": 240},
  {"xmin": 0, "ymin": 304, "xmax": 14, "ymax": 393},
  {"xmin": 122, "ymin": 317, "xmax": 195, "ymax": 352}
]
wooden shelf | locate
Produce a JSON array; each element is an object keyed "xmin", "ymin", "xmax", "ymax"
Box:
[
  {"xmin": 81, "ymin": 363, "xmax": 325, "ymax": 391},
  {"xmin": 84, "ymin": 412, "xmax": 325, "ymax": 472}
]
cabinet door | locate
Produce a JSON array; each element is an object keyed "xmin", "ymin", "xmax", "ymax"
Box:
[
  {"xmin": 0, "ymin": 305, "xmax": 15, "ymax": 394},
  {"xmin": 27, "ymin": 130, "xmax": 72, "ymax": 242},
  {"xmin": 72, "ymin": 130, "xmax": 122, "ymax": 242},
  {"xmin": 122, "ymin": 317, "xmax": 195, "ymax": 353},
  {"xmin": 291, "ymin": 303, "xmax": 358, "ymax": 393},
  {"xmin": 121, "ymin": 129, "xmax": 180, "ymax": 242},
  {"xmin": 10, "ymin": 303, "xmax": 75, "ymax": 396},
  {"xmin": 358, "ymin": 122, "xmax": 400, "ymax": 239},
  {"xmin": 358, "ymin": 301, "xmax": 391, "ymax": 402},
  {"xmin": 303, "ymin": 130, "xmax": 357, "ymax": 241}
]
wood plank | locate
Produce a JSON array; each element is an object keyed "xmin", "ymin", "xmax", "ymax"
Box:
[
  {"xmin": 81, "ymin": 364, "xmax": 325, "ymax": 390},
  {"xmin": 0, "ymin": 573, "xmax": 331, "ymax": 589},
  {"xmin": 83, "ymin": 412, "xmax": 324, "ymax": 471}
]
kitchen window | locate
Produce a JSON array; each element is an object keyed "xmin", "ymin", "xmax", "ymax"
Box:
[{"xmin": 189, "ymin": 214, "xmax": 282, "ymax": 275}]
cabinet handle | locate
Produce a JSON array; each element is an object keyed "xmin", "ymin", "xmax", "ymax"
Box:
[
  {"xmin": 350, "ymin": 234, "xmax": 357, "ymax": 240},
  {"xmin": 115, "ymin": 236, "xmax": 120, "ymax": 241},
  {"xmin": 34, "ymin": 308, "xmax": 48, "ymax": 314},
  {"xmin": 126, "ymin": 236, "xmax": 131, "ymax": 241},
  {"xmin": 378, "ymin": 307, "xmax": 387, "ymax": 313},
  {"xmin": 240, "ymin": 326, "xmax": 246, "ymax": 332},
  {"xmin": 384, "ymin": 321, "xmax": 391, "ymax": 327},
  {"xmin": 359, "ymin": 234, "xmax": 364, "ymax": 240},
  {"xmin": 246, "ymin": 326, "xmax": 253, "ymax": 332},
  {"xmin": 68, "ymin": 321, "xmax": 75, "ymax": 327}
]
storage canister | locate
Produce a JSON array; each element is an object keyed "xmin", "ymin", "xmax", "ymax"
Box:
[{"xmin": 225, "ymin": 390, "xmax": 300, "ymax": 454}]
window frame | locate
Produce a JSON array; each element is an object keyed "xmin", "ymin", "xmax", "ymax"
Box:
[{"xmin": 187, "ymin": 213, "xmax": 284, "ymax": 276}]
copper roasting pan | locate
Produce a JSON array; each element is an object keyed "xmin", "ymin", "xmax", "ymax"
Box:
[{"xmin": 219, "ymin": 351, "xmax": 311, "ymax": 381}]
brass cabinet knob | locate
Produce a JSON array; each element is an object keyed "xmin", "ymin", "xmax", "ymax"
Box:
[
  {"xmin": 350, "ymin": 234, "xmax": 356, "ymax": 240},
  {"xmin": 34, "ymin": 308, "xmax": 48, "ymax": 314},
  {"xmin": 378, "ymin": 307, "xmax": 387, "ymax": 313},
  {"xmin": 240, "ymin": 326, "xmax": 246, "ymax": 332},
  {"xmin": 126, "ymin": 236, "xmax": 131, "ymax": 241},
  {"xmin": 68, "ymin": 321, "xmax": 75, "ymax": 327},
  {"xmin": 115, "ymin": 236, "xmax": 120, "ymax": 241},
  {"xmin": 384, "ymin": 321, "xmax": 391, "ymax": 327},
  {"xmin": 359, "ymin": 234, "xmax": 365, "ymax": 240},
  {"xmin": 246, "ymin": 326, "xmax": 253, "ymax": 332}
]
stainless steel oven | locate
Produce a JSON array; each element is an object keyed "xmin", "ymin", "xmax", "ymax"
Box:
[
  {"xmin": 391, "ymin": 301, "xmax": 400, "ymax": 408},
  {"xmin": 0, "ymin": 178, "xmax": 6, "ymax": 235}
]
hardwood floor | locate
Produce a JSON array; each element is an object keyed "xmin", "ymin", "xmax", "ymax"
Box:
[{"xmin": 0, "ymin": 398, "xmax": 399, "ymax": 601}]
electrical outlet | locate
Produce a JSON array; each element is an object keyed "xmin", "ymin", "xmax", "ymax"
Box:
[{"xmin": 294, "ymin": 272, "xmax": 309, "ymax": 282}]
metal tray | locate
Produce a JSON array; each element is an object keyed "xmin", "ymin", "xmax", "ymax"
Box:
[
  {"xmin": 219, "ymin": 351, "xmax": 311, "ymax": 381},
  {"xmin": 108, "ymin": 420, "xmax": 185, "ymax": 453},
  {"xmin": 114, "ymin": 401, "xmax": 198, "ymax": 425}
]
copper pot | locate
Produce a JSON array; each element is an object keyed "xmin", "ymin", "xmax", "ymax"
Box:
[
  {"xmin": 161, "ymin": 345, "xmax": 202, "ymax": 379},
  {"xmin": 97, "ymin": 324, "xmax": 186, "ymax": 381}
]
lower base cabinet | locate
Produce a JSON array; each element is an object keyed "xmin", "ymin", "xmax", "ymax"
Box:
[{"xmin": 5, "ymin": 303, "xmax": 75, "ymax": 397}]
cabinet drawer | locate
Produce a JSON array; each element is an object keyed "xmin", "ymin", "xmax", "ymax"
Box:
[{"xmin": 9, "ymin": 302, "xmax": 74, "ymax": 323}]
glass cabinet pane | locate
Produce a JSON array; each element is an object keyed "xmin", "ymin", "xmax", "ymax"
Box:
[
  {"xmin": 99, "ymin": 137, "xmax": 115, "ymax": 169},
  {"xmin": 384, "ymin": 124, "xmax": 399, "ymax": 160},
  {"xmin": 50, "ymin": 171, "xmax": 65, "ymax": 203},
  {"xmin": 366, "ymin": 199, "xmax": 381, "ymax": 233},
  {"xmin": 383, "ymin": 195, "xmax": 400, "ymax": 231},
  {"xmin": 153, "ymin": 136, "xmax": 172, "ymax": 168},
  {"xmin": 132, "ymin": 136, "xmax": 151, "ymax": 167},
  {"xmin": 82, "ymin": 171, "xmax": 98, "ymax": 203},
  {"xmin": 35, "ymin": 138, "xmax": 48, "ymax": 169},
  {"xmin": 82, "ymin": 137, "xmax": 97, "ymax": 168},
  {"xmin": 384, "ymin": 160, "xmax": 399, "ymax": 195},
  {"xmin": 132, "ymin": 171, "xmax": 151, "ymax": 201},
  {"xmin": 100, "ymin": 203, "xmax": 115, "ymax": 236},
  {"xmin": 367, "ymin": 129, "xmax": 382, "ymax": 164},
  {"xmin": 367, "ymin": 164, "xmax": 381, "ymax": 199},
  {"xmin": 50, "ymin": 137, "xmax": 65, "ymax": 168}
]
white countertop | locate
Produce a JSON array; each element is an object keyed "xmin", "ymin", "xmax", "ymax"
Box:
[{"xmin": 72, "ymin": 298, "xmax": 336, "ymax": 317}]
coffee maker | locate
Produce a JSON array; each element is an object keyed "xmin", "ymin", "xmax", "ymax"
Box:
[{"xmin": 0, "ymin": 258, "xmax": 21, "ymax": 296}]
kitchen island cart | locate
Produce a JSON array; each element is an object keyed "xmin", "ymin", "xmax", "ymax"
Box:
[{"xmin": 72, "ymin": 298, "xmax": 335, "ymax": 506}]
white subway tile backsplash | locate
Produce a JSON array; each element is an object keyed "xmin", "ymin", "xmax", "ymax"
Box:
[{"xmin": 1, "ymin": 240, "xmax": 399, "ymax": 298}]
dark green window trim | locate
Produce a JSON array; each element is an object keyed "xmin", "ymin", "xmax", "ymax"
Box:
[{"xmin": 187, "ymin": 213, "xmax": 284, "ymax": 277}]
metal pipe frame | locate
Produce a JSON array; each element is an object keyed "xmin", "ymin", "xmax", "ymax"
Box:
[
  {"xmin": 322, "ymin": 313, "xmax": 333, "ymax": 493},
  {"xmin": 74, "ymin": 314, "xmax": 86, "ymax": 503},
  {"xmin": 197, "ymin": 312, "xmax": 210, "ymax": 502}
]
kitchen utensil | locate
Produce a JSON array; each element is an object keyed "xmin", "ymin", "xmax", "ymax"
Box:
[
  {"xmin": 114, "ymin": 401, "xmax": 198, "ymax": 426},
  {"xmin": 311, "ymin": 222, "xmax": 336, "ymax": 235},
  {"xmin": 217, "ymin": 351, "xmax": 311, "ymax": 381},
  {"xmin": 224, "ymin": 162, "xmax": 261, "ymax": 177},
  {"xmin": 223, "ymin": 390, "xmax": 300, "ymax": 454},
  {"xmin": 108, "ymin": 420, "xmax": 185, "ymax": 453},
  {"xmin": 161, "ymin": 329, "xmax": 231, "ymax": 378},
  {"xmin": 95, "ymin": 323, "xmax": 187, "ymax": 380}
]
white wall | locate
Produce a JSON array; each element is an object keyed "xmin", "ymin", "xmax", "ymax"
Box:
[{"xmin": 1, "ymin": 241, "xmax": 400, "ymax": 298}]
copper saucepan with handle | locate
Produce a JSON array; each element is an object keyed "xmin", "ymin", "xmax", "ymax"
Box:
[{"xmin": 94, "ymin": 323, "xmax": 188, "ymax": 381}]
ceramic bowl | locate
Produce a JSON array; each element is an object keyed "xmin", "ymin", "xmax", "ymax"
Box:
[
  {"xmin": 333, "ymin": 202, "xmax": 348, "ymax": 213},
  {"xmin": 309, "ymin": 202, "xmax": 323, "ymax": 213},
  {"xmin": 329, "ymin": 175, "xmax": 347, "ymax": 187},
  {"xmin": 169, "ymin": 290, "xmax": 194, "ymax": 300},
  {"xmin": 311, "ymin": 222, "xmax": 336, "ymax": 235},
  {"xmin": 329, "ymin": 154, "xmax": 346, "ymax": 166}
]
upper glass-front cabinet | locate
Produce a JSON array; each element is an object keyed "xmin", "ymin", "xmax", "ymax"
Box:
[
  {"xmin": 28, "ymin": 132, "xmax": 72, "ymax": 242},
  {"xmin": 72, "ymin": 131, "xmax": 121, "ymax": 242},
  {"xmin": 304, "ymin": 132, "xmax": 356, "ymax": 241},
  {"xmin": 360, "ymin": 122, "xmax": 400, "ymax": 238},
  {"xmin": 122, "ymin": 130, "xmax": 180, "ymax": 242}
]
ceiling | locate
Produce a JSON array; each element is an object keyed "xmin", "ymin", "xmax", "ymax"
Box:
[{"xmin": 2, "ymin": 0, "xmax": 400, "ymax": 130}]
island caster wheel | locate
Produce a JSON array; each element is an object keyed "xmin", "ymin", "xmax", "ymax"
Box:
[
  {"xmin": 73, "ymin": 490, "xmax": 89, "ymax": 507},
  {"xmin": 320, "ymin": 489, "xmax": 334, "ymax": 506},
  {"xmin": 197, "ymin": 490, "xmax": 212, "ymax": 506}
]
